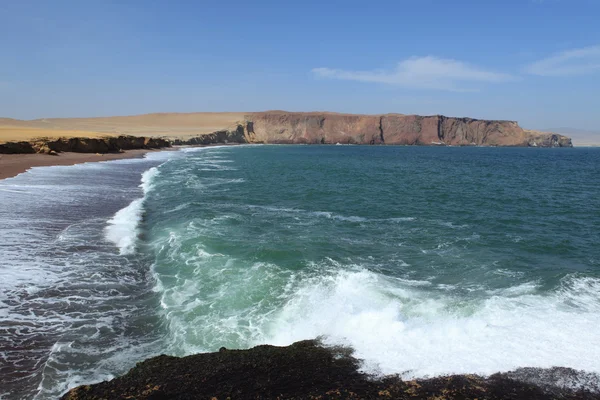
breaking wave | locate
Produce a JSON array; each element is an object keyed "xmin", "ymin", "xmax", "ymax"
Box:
[{"xmin": 104, "ymin": 167, "xmax": 159, "ymax": 255}]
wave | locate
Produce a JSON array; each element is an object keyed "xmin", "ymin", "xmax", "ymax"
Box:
[
  {"xmin": 140, "ymin": 166, "xmax": 160, "ymax": 192},
  {"xmin": 104, "ymin": 167, "xmax": 159, "ymax": 255},
  {"xmin": 104, "ymin": 198, "xmax": 145, "ymax": 255},
  {"xmin": 151, "ymin": 239, "xmax": 600, "ymax": 381},
  {"xmin": 264, "ymin": 269, "xmax": 600, "ymax": 379}
]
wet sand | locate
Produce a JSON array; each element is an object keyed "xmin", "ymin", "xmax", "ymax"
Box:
[
  {"xmin": 0, "ymin": 150, "xmax": 154, "ymax": 180},
  {"xmin": 0, "ymin": 143, "xmax": 243, "ymax": 180}
]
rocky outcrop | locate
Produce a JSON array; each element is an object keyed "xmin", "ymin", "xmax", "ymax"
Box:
[
  {"xmin": 0, "ymin": 136, "xmax": 171, "ymax": 154},
  {"xmin": 242, "ymin": 112, "xmax": 573, "ymax": 147},
  {"xmin": 171, "ymin": 124, "xmax": 247, "ymax": 145},
  {"xmin": 61, "ymin": 340, "xmax": 598, "ymax": 399},
  {"xmin": 0, "ymin": 141, "xmax": 37, "ymax": 154},
  {"xmin": 525, "ymin": 131, "xmax": 573, "ymax": 148}
]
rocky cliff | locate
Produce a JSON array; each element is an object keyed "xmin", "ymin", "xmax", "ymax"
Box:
[
  {"xmin": 0, "ymin": 135, "xmax": 171, "ymax": 154},
  {"xmin": 0, "ymin": 112, "xmax": 573, "ymax": 153},
  {"xmin": 171, "ymin": 124, "xmax": 247, "ymax": 145},
  {"xmin": 61, "ymin": 340, "xmax": 598, "ymax": 400},
  {"xmin": 240, "ymin": 112, "xmax": 572, "ymax": 147}
]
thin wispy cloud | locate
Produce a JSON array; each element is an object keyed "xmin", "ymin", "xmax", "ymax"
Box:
[
  {"xmin": 311, "ymin": 56, "xmax": 515, "ymax": 92},
  {"xmin": 525, "ymin": 45, "xmax": 600, "ymax": 76}
]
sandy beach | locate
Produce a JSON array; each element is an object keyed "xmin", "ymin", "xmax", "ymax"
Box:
[
  {"xmin": 0, "ymin": 112, "xmax": 249, "ymax": 180},
  {"xmin": 0, "ymin": 150, "xmax": 154, "ymax": 180}
]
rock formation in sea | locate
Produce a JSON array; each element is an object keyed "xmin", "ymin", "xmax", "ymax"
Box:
[{"xmin": 61, "ymin": 340, "xmax": 598, "ymax": 399}]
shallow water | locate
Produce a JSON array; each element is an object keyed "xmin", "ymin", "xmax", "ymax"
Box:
[{"xmin": 1, "ymin": 145, "xmax": 599, "ymax": 399}]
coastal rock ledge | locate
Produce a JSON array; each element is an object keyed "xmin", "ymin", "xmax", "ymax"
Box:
[
  {"xmin": 62, "ymin": 340, "xmax": 598, "ymax": 400},
  {"xmin": 0, "ymin": 135, "xmax": 171, "ymax": 154}
]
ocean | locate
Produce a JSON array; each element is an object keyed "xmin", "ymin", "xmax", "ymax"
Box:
[{"xmin": 1, "ymin": 145, "xmax": 599, "ymax": 399}]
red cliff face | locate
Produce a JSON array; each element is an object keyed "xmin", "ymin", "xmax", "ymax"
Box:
[
  {"xmin": 244, "ymin": 112, "xmax": 572, "ymax": 147},
  {"xmin": 244, "ymin": 112, "xmax": 383, "ymax": 144}
]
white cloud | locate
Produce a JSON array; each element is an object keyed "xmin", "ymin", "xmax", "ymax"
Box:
[
  {"xmin": 525, "ymin": 45, "xmax": 600, "ymax": 76},
  {"xmin": 311, "ymin": 56, "xmax": 515, "ymax": 92}
]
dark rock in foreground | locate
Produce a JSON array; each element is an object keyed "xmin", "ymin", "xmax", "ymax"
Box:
[{"xmin": 62, "ymin": 340, "xmax": 598, "ymax": 400}]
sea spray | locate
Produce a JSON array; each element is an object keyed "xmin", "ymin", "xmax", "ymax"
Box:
[
  {"xmin": 265, "ymin": 268, "xmax": 600, "ymax": 378},
  {"xmin": 105, "ymin": 167, "xmax": 160, "ymax": 255},
  {"xmin": 104, "ymin": 198, "xmax": 145, "ymax": 255}
]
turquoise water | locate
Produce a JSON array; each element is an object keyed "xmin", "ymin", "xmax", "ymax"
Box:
[
  {"xmin": 1, "ymin": 145, "xmax": 600, "ymax": 398},
  {"xmin": 144, "ymin": 145, "xmax": 600, "ymax": 367}
]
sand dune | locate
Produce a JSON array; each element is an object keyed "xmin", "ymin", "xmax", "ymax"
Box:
[
  {"xmin": 0, "ymin": 112, "xmax": 247, "ymax": 142},
  {"xmin": 0, "ymin": 126, "xmax": 107, "ymax": 143}
]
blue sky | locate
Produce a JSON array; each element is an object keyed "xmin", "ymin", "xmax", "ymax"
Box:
[{"xmin": 1, "ymin": 0, "xmax": 599, "ymax": 130}]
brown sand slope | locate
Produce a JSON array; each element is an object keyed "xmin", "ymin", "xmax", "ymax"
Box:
[
  {"xmin": 0, "ymin": 126, "xmax": 107, "ymax": 143},
  {"xmin": 0, "ymin": 112, "xmax": 246, "ymax": 142}
]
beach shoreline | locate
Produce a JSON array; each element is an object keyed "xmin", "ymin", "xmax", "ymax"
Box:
[
  {"xmin": 0, "ymin": 149, "xmax": 157, "ymax": 180},
  {"xmin": 0, "ymin": 144, "xmax": 244, "ymax": 180}
]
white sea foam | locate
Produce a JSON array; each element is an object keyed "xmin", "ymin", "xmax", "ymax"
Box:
[
  {"xmin": 140, "ymin": 166, "xmax": 160, "ymax": 193},
  {"xmin": 104, "ymin": 198, "xmax": 145, "ymax": 255},
  {"xmin": 245, "ymin": 205, "xmax": 381, "ymax": 223},
  {"xmin": 387, "ymin": 217, "xmax": 417, "ymax": 222},
  {"xmin": 263, "ymin": 269, "xmax": 600, "ymax": 379},
  {"xmin": 104, "ymin": 167, "xmax": 159, "ymax": 255},
  {"xmin": 151, "ymin": 236, "xmax": 600, "ymax": 384},
  {"xmin": 179, "ymin": 145, "xmax": 230, "ymax": 153}
]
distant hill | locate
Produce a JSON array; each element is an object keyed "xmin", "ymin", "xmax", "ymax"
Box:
[{"xmin": 542, "ymin": 128, "xmax": 600, "ymax": 146}]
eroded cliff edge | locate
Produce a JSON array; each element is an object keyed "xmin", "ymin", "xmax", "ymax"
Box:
[
  {"xmin": 62, "ymin": 340, "xmax": 598, "ymax": 400},
  {"xmin": 241, "ymin": 112, "xmax": 572, "ymax": 147}
]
